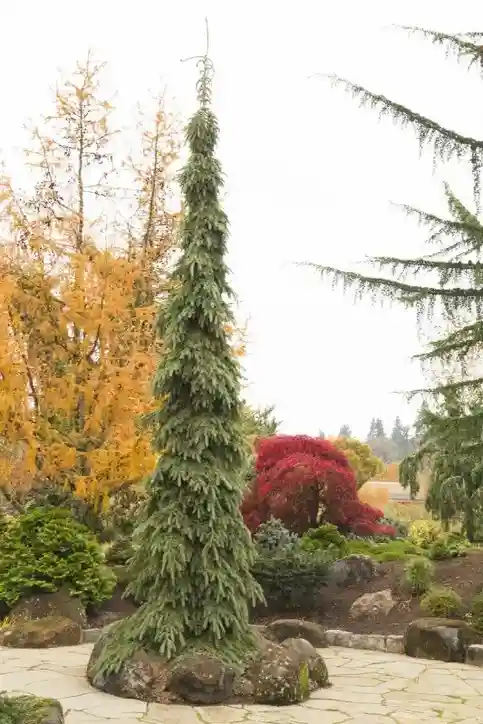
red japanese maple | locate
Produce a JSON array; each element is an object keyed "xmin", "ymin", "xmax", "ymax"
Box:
[{"xmin": 242, "ymin": 434, "xmax": 395, "ymax": 537}]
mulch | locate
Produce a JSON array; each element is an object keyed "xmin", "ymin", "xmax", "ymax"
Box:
[
  {"xmin": 86, "ymin": 550, "xmax": 483, "ymax": 636},
  {"xmin": 255, "ymin": 549, "xmax": 483, "ymax": 636}
]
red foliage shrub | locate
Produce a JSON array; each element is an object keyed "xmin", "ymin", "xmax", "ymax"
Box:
[{"xmin": 243, "ymin": 435, "xmax": 395, "ymax": 537}]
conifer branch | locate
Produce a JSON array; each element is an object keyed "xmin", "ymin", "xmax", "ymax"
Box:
[
  {"xmin": 407, "ymin": 376, "xmax": 483, "ymax": 400},
  {"xmin": 396, "ymin": 26, "xmax": 483, "ymax": 70},
  {"xmin": 324, "ymin": 74, "xmax": 483, "ymax": 199},
  {"xmin": 414, "ymin": 322, "xmax": 483, "ymax": 362},
  {"xmin": 303, "ymin": 263, "xmax": 483, "ymax": 303}
]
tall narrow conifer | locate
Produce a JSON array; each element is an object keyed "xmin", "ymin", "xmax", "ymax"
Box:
[{"xmin": 90, "ymin": 56, "xmax": 263, "ymax": 677}]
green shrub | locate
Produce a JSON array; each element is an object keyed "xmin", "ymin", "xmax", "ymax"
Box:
[
  {"xmin": 0, "ymin": 507, "xmax": 116, "ymax": 609},
  {"xmin": 23, "ymin": 484, "xmax": 106, "ymax": 539},
  {"xmin": 253, "ymin": 548, "xmax": 330, "ymax": 613},
  {"xmin": 379, "ymin": 515, "xmax": 408, "ymax": 539},
  {"xmin": 429, "ymin": 534, "xmax": 469, "ymax": 561},
  {"xmin": 471, "ymin": 593, "xmax": 483, "ymax": 634},
  {"xmin": 300, "ymin": 523, "xmax": 348, "ymax": 557},
  {"xmin": 409, "ymin": 520, "xmax": 440, "ymax": 548},
  {"xmin": 420, "ymin": 586, "xmax": 463, "ymax": 618},
  {"xmin": 253, "ymin": 517, "xmax": 299, "ymax": 555},
  {"xmin": 403, "ymin": 557, "xmax": 434, "ymax": 595},
  {"xmin": 378, "ymin": 549, "xmax": 409, "ymax": 562},
  {"xmin": 0, "ymin": 694, "xmax": 62, "ymax": 724},
  {"xmin": 345, "ymin": 537, "xmax": 424, "ymax": 562},
  {"xmin": 428, "ymin": 539, "xmax": 453, "ymax": 561}
]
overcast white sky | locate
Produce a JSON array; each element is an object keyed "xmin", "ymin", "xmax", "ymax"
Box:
[{"xmin": 2, "ymin": 0, "xmax": 482, "ymax": 438}]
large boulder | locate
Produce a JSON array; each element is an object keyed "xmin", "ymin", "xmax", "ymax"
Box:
[
  {"xmin": 329, "ymin": 555, "xmax": 380, "ymax": 587},
  {"xmin": 349, "ymin": 589, "xmax": 396, "ymax": 620},
  {"xmin": 266, "ymin": 619, "xmax": 327, "ymax": 647},
  {"xmin": 405, "ymin": 618, "xmax": 482, "ymax": 663},
  {"xmin": 87, "ymin": 627, "xmax": 169, "ymax": 701},
  {"xmin": 282, "ymin": 637, "xmax": 330, "ymax": 688},
  {"xmin": 10, "ymin": 588, "xmax": 87, "ymax": 627},
  {"xmin": 169, "ymin": 654, "xmax": 236, "ymax": 704},
  {"xmin": 247, "ymin": 639, "xmax": 311, "ymax": 705},
  {"xmin": 0, "ymin": 615, "xmax": 82, "ymax": 648},
  {"xmin": 87, "ymin": 624, "xmax": 330, "ymax": 705}
]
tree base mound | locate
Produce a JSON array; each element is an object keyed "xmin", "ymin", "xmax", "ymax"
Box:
[{"xmin": 86, "ymin": 620, "xmax": 331, "ymax": 706}]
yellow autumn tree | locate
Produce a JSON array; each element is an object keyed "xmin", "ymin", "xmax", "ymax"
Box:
[
  {"xmin": 329, "ymin": 435, "xmax": 385, "ymax": 489},
  {"xmin": 0, "ymin": 55, "xmax": 180, "ymax": 504}
]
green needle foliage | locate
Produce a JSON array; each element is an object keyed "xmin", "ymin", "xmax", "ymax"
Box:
[
  {"xmin": 89, "ymin": 56, "xmax": 263, "ymax": 677},
  {"xmin": 400, "ymin": 392, "xmax": 483, "ymax": 540},
  {"xmin": 307, "ymin": 27, "xmax": 483, "ymax": 532}
]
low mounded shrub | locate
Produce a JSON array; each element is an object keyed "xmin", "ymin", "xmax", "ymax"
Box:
[
  {"xmin": 403, "ymin": 557, "xmax": 434, "ymax": 596},
  {"xmin": 409, "ymin": 520, "xmax": 440, "ymax": 548},
  {"xmin": 253, "ymin": 548, "xmax": 330, "ymax": 614},
  {"xmin": 428, "ymin": 533, "xmax": 469, "ymax": 560},
  {"xmin": 253, "ymin": 517, "xmax": 299, "ymax": 555},
  {"xmin": 344, "ymin": 537, "xmax": 423, "ymax": 562},
  {"xmin": 0, "ymin": 507, "xmax": 115, "ymax": 609},
  {"xmin": 378, "ymin": 515, "xmax": 408, "ymax": 539},
  {"xmin": 23, "ymin": 483, "xmax": 106, "ymax": 539},
  {"xmin": 420, "ymin": 585, "xmax": 463, "ymax": 618},
  {"xmin": 0, "ymin": 694, "xmax": 62, "ymax": 724},
  {"xmin": 299, "ymin": 523, "xmax": 348, "ymax": 558}
]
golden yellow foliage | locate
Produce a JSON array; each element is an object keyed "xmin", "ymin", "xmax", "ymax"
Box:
[
  {"xmin": 330, "ymin": 435, "xmax": 385, "ymax": 488},
  {"xmin": 0, "ymin": 56, "xmax": 180, "ymax": 503}
]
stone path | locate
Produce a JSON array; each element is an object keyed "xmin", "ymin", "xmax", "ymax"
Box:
[{"xmin": 2, "ymin": 643, "xmax": 483, "ymax": 723}]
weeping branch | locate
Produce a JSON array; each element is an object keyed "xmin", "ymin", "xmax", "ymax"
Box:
[
  {"xmin": 322, "ymin": 75, "xmax": 483, "ymax": 200},
  {"xmin": 396, "ymin": 26, "xmax": 483, "ymax": 71}
]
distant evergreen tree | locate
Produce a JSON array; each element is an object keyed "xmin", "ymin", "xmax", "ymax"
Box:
[
  {"xmin": 391, "ymin": 416, "xmax": 411, "ymax": 458},
  {"xmin": 374, "ymin": 418, "xmax": 386, "ymax": 439},
  {"xmin": 308, "ymin": 28, "xmax": 483, "ymax": 510},
  {"xmin": 89, "ymin": 55, "xmax": 263, "ymax": 679},
  {"xmin": 367, "ymin": 418, "xmax": 378, "ymax": 440},
  {"xmin": 338, "ymin": 423, "xmax": 352, "ymax": 437}
]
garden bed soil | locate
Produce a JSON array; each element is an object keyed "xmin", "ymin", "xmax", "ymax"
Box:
[
  {"xmin": 85, "ymin": 550, "xmax": 483, "ymax": 636},
  {"xmin": 260, "ymin": 549, "xmax": 483, "ymax": 636}
]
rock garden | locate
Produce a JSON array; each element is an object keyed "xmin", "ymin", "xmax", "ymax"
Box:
[{"xmin": 3, "ymin": 26, "xmax": 483, "ymax": 724}]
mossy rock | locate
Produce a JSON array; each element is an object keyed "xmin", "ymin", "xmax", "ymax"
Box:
[
  {"xmin": 87, "ymin": 626, "xmax": 169, "ymax": 702},
  {"xmin": 0, "ymin": 694, "xmax": 63, "ymax": 724},
  {"xmin": 10, "ymin": 588, "xmax": 87, "ymax": 627},
  {"xmin": 249, "ymin": 645, "xmax": 311, "ymax": 705},
  {"xmin": 282, "ymin": 637, "xmax": 331, "ymax": 689},
  {"xmin": 0, "ymin": 615, "xmax": 82, "ymax": 648},
  {"xmin": 266, "ymin": 619, "xmax": 327, "ymax": 647},
  {"xmin": 246, "ymin": 636, "xmax": 328, "ymax": 705},
  {"xmin": 405, "ymin": 618, "xmax": 482, "ymax": 663}
]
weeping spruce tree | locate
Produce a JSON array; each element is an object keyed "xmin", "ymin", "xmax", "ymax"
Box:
[
  {"xmin": 309, "ymin": 28, "xmax": 483, "ymax": 539},
  {"xmin": 90, "ymin": 56, "xmax": 263, "ymax": 678}
]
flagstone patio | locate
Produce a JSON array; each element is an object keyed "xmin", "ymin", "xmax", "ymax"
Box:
[{"xmin": 2, "ymin": 642, "xmax": 483, "ymax": 723}]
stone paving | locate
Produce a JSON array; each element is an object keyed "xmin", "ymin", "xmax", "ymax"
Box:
[{"xmin": 2, "ymin": 643, "xmax": 483, "ymax": 724}]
